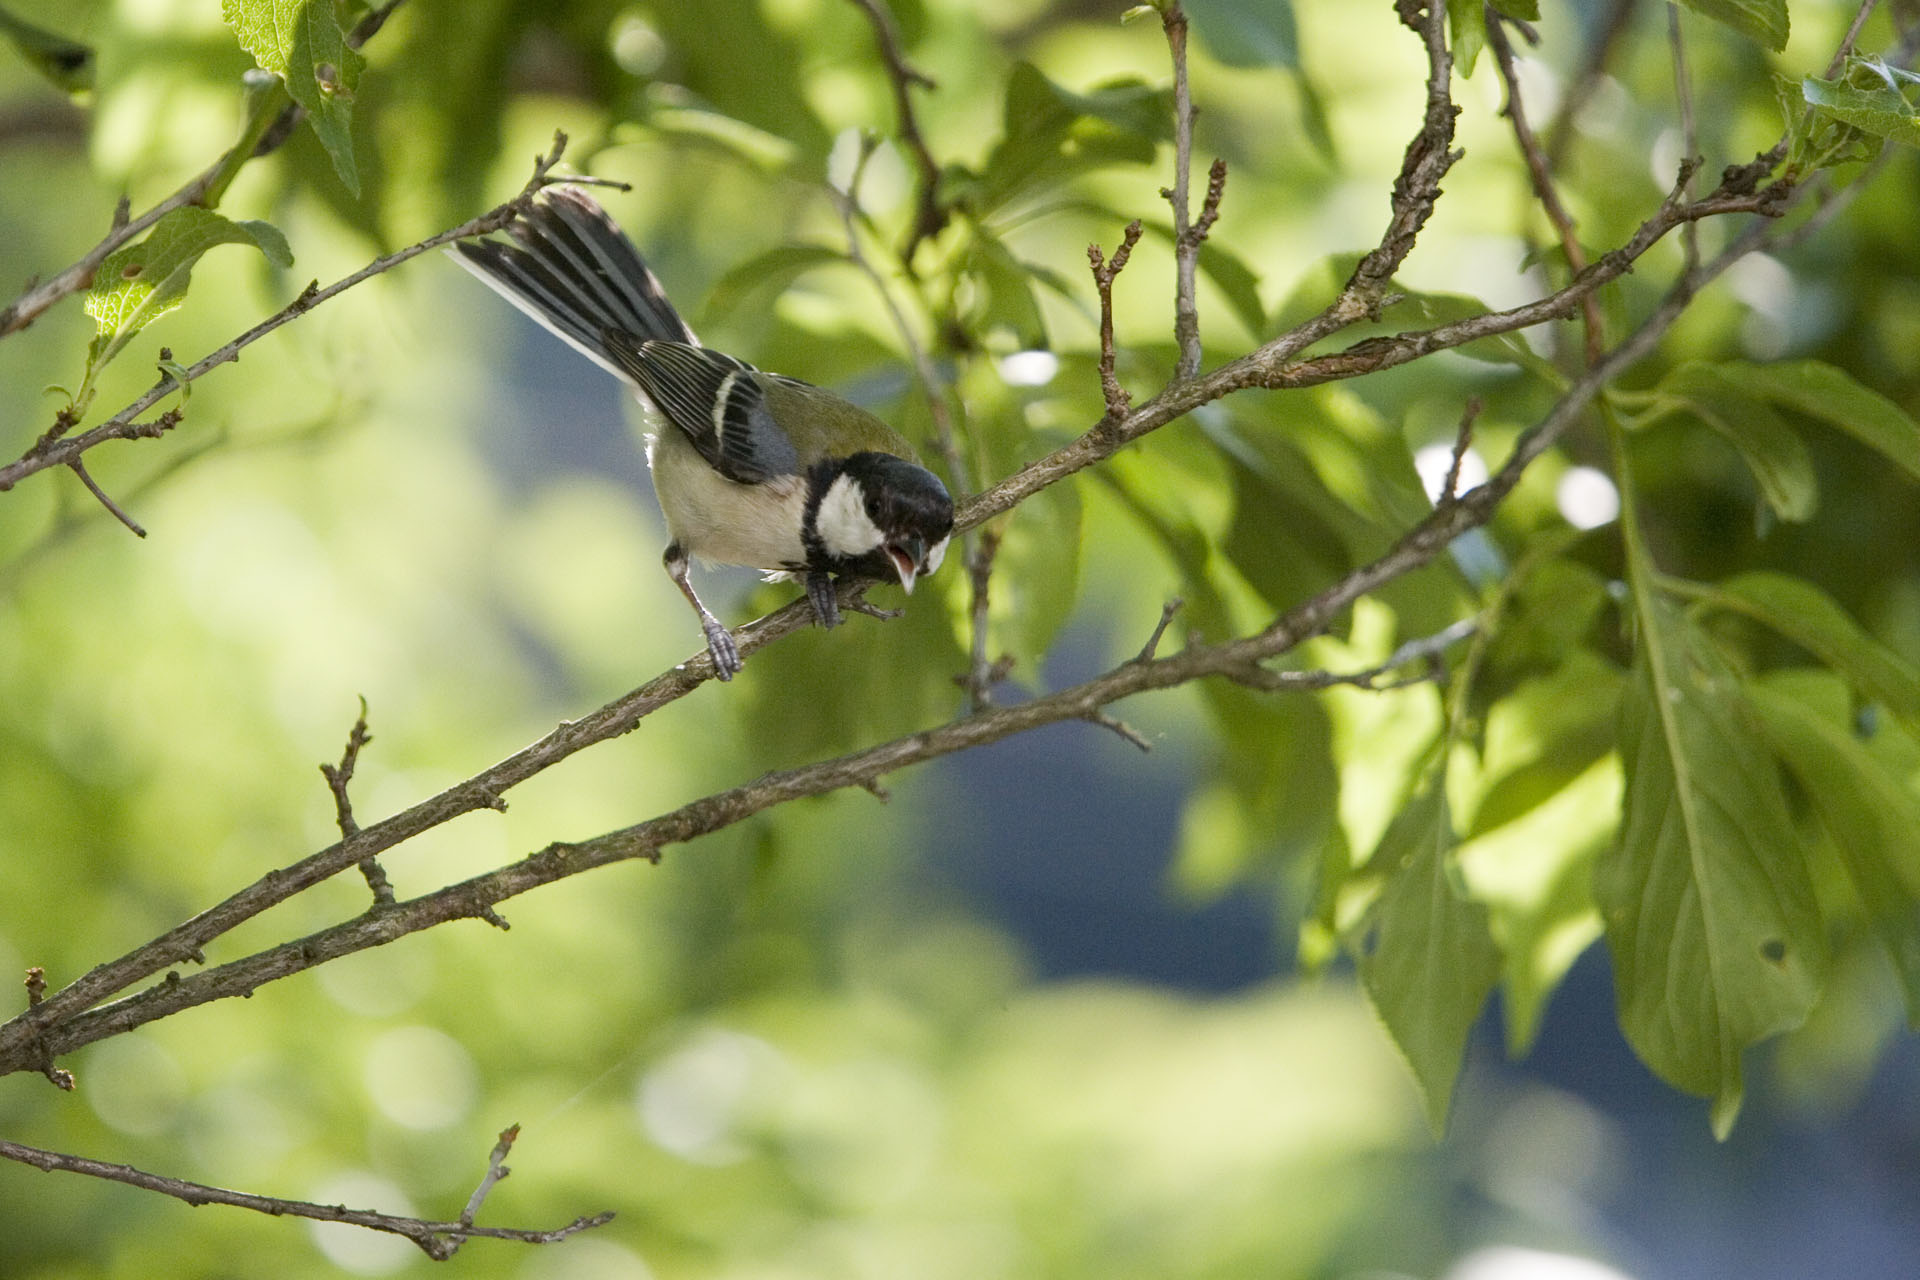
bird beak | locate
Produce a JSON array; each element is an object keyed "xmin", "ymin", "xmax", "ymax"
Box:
[{"xmin": 886, "ymin": 539, "xmax": 924, "ymax": 594}]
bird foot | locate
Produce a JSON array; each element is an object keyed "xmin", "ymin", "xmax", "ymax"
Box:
[{"xmin": 806, "ymin": 571, "xmax": 843, "ymax": 629}]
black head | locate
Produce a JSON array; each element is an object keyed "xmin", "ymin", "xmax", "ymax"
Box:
[{"xmin": 806, "ymin": 452, "xmax": 955, "ymax": 591}]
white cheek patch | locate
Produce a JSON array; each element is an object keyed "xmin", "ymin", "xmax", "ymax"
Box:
[
  {"xmin": 815, "ymin": 473, "xmax": 885, "ymax": 559},
  {"xmin": 923, "ymin": 535, "xmax": 949, "ymax": 575}
]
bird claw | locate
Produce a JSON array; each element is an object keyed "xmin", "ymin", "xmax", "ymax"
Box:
[
  {"xmin": 805, "ymin": 571, "xmax": 843, "ymax": 630},
  {"xmin": 703, "ymin": 620, "xmax": 742, "ymax": 681}
]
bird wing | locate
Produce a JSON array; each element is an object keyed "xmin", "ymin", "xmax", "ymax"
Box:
[{"xmin": 602, "ymin": 334, "xmax": 802, "ymax": 485}]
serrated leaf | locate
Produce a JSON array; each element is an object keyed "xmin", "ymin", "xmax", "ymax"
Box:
[
  {"xmin": 1747, "ymin": 681, "xmax": 1920, "ymax": 1025},
  {"xmin": 81, "ymin": 207, "xmax": 292, "ymax": 379},
  {"xmin": 701, "ymin": 244, "xmax": 846, "ymax": 324},
  {"xmin": 1686, "ymin": 572, "xmax": 1920, "ymax": 725},
  {"xmin": 1599, "ymin": 594, "xmax": 1825, "ymax": 1136},
  {"xmin": 1714, "ymin": 359, "xmax": 1920, "ymax": 482},
  {"xmin": 1804, "ymin": 68, "xmax": 1920, "ymax": 149},
  {"xmin": 221, "ymin": 0, "xmax": 364, "ymax": 193},
  {"xmin": 1359, "ymin": 779, "xmax": 1501, "ymax": 1135},
  {"xmin": 1678, "ymin": 0, "xmax": 1789, "ymax": 53},
  {"xmin": 1656, "ymin": 363, "xmax": 1817, "ymax": 522},
  {"xmin": 1185, "ymin": 0, "xmax": 1298, "ymax": 69}
]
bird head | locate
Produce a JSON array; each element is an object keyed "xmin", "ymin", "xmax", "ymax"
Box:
[{"xmin": 809, "ymin": 452, "xmax": 954, "ymax": 593}]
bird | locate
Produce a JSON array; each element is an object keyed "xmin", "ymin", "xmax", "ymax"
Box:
[{"xmin": 450, "ymin": 187, "xmax": 954, "ymax": 681}]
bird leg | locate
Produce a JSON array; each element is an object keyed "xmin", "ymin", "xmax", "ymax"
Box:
[
  {"xmin": 664, "ymin": 543, "xmax": 742, "ymax": 680},
  {"xmin": 805, "ymin": 570, "xmax": 843, "ymax": 630}
]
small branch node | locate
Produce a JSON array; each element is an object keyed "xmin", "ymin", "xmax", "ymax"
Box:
[
  {"xmin": 1084, "ymin": 709, "xmax": 1154, "ymax": 752},
  {"xmin": 859, "ymin": 774, "xmax": 893, "ymax": 803},
  {"xmin": 68, "ymin": 459, "xmax": 147, "ymax": 537},
  {"xmin": 1440, "ymin": 398, "xmax": 1482, "ymax": 504},
  {"xmin": 459, "ymin": 1124, "xmax": 520, "ymax": 1228},
  {"xmin": 1135, "ymin": 598, "xmax": 1185, "ymax": 663},
  {"xmin": 25, "ymin": 966, "xmax": 47, "ymax": 1007}
]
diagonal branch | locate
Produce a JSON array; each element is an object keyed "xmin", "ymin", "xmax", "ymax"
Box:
[
  {"xmin": 0, "ymin": 131, "xmax": 618, "ymax": 496},
  {"xmin": 0, "ymin": 1136, "xmax": 611, "ymax": 1260},
  {"xmin": 1, "ymin": 213, "xmax": 1786, "ymax": 1069},
  {"xmin": 0, "ymin": 0, "xmax": 406, "ymax": 341},
  {"xmin": 845, "ymin": 0, "xmax": 946, "ymax": 260}
]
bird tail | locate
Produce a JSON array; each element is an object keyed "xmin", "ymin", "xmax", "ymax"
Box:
[{"xmin": 451, "ymin": 187, "xmax": 695, "ymax": 383}]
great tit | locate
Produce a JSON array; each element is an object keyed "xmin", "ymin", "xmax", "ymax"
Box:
[{"xmin": 452, "ymin": 188, "xmax": 953, "ymax": 680}]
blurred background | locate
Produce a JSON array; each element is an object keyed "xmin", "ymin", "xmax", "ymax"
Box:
[{"xmin": 3, "ymin": 0, "xmax": 1919, "ymax": 1276}]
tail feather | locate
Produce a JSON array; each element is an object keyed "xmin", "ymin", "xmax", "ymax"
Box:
[{"xmin": 451, "ymin": 187, "xmax": 694, "ymax": 384}]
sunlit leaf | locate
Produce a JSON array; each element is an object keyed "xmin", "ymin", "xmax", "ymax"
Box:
[
  {"xmin": 1599, "ymin": 594, "xmax": 1825, "ymax": 1137},
  {"xmin": 81, "ymin": 207, "xmax": 293, "ymax": 384},
  {"xmin": 221, "ymin": 0, "xmax": 365, "ymax": 193},
  {"xmin": 966, "ymin": 229, "xmax": 1050, "ymax": 349},
  {"xmin": 1804, "ymin": 64, "xmax": 1920, "ymax": 149},
  {"xmin": 1448, "ymin": 0, "xmax": 1486, "ymax": 76},
  {"xmin": 1747, "ymin": 680, "xmax": 1920, "ymax": 1025},
  {"xmin": 1359, "ymin": 776, "xmax": 1500, "ymax": 1134},
  {"xmin": 1678, "ymin": 0, "xmax": 1788, "ymax": 53}
]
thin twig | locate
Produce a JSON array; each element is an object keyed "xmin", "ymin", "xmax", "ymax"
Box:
[
  {"xmin": 1489, "ymin": 11, "xmax": 1605, "ymax": 364},
  {"xmin": 459, "ymin": 1125, "xmax": 519, "ymax": 1228},
  {"xmin": 1159, "ymin": 3, "xmax": 1222, "ymax": 380},
  {"xmin": 1227, "ymin": 618, "xmax": 1479, "ymax": 692},
  {"xmin": 962, "ymin": 524, "xmax": 1006, "ymax": 711},
  {"xmin": 65, "ymin": 459, "xmax": 147, "ymax": 537},
  {"xmin": 1666, "ymin": 3, "xmax": 1701, "ymax": 269},
  {"xmin": 1441, "ymin": 398, "xmax": 1482, "ymax": 504},
  {"xmin": 1135, "ymin": 598, "xmax": 1184, "ymax": 663},
  {"xmin": 1088, "ymin": 220, "xmax": 1144, "ymax": 426},
  {"xmin": 845, "ymin": 0, "xmax": 945, "ymax": 261},
  {"xmin": 320, "ymin": 697, "xmax": 392, "ymax": 904},
  {"xmin": 1085, "ymin": 710, "xmax": 1154, "ymax": 752},
  {"xmin": 1, "ymin": 132, "xmax": 616, "ymax": 495},
  {"xmin": 0, "ymin": 1137, "xmax": 611, "ymax": 1261},
  {"xmin": 0, "ymin": 1, "xmax": 407, "ymax": 340}
]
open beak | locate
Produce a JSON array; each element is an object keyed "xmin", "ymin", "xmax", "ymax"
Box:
[{"xmin": 885, "ymin": 539, "xmax": 924, "ymax": 594}]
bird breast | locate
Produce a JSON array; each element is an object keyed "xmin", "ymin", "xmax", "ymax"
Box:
[{"xmin": 646, "ymin": 425, "xmax": 810, "ymax": 570}]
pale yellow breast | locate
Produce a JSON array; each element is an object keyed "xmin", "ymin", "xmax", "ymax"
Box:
[{"xmin": 645, "ymin": 426, "xmax": 809, "ymax": 570}]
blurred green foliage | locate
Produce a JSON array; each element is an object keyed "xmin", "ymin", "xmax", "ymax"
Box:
[{"xmin": 4, "ymin": 0, "xmax": 1920, "ymax": 1275}]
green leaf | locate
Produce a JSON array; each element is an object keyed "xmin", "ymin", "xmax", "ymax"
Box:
[
  {"xmin": 1713, "ymin": 359, "xmax": 1920, "ymax": 482},
  {"xmin": 81, "ymin": 208, "xmax": 293, "ymax": 381},
  {"xmin": 965, "ymin": 229, "xmax": 1049, "ymax": 349},
  {"xmin": 701, "ymin": 245, "xmax": 847, "ymax": 325},
  {"xmin": 1678, "ymin": 0, "xmax": 1789, "ymax": 53},
  {"xmin": 1654, "ymin": 363, "xmax": 1817, "ymax": 522},
  {"xmin": 1448, "ymin": 0, "xmax": 1486, "ymax": 76},
  {"xmin": 972, "ymin": 63, "xmax": 1168, "ymax": 213},
  {"xmin": 1679, "ymin": 572, "xmax": 1920, "ymax": 725},
  {"xmin": 1359, "ymin": 778, "xmax": 1501, "ymax": 1135},
  {"xmin": 0, "ymin": 4, "xmax": 94, "ymax": 94},
  {"xmin": 1747, "ymin": 681, "xmax": 1920, "ymax": 1025},
  {"xmin": 1599, "ymin": 594, "xmax": 1825, "ymax": 1136},
  {"xmin": 991, "ymin": 481, "xmax": 1083, "ymax": 665},
  {"xmin": 1184, "ymin": 0, "xmax": 1298, "ymax": 69},
  {"xmin": 220, "ymin": 0, "xmax": 365, "ymax": 193},
  {"xmin": 1488, "ymin": 0, "xmax": 1541, "ymax": 19},
  {"xmin": 1804, "ymin": 66, "xmax": 1920, "ymax": 149}
]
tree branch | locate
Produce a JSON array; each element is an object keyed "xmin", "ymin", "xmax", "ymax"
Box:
[
  {"xmin": 0, "ymin": 0, "xmax": 406, "ymax": 341},
  {"xmin": 0, "ymin": 1136, "xmax": 612, "ymax": 1260},
  {"xmin": 0, "ymin": 131, "xmax": 619, "ymax": 496}
]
